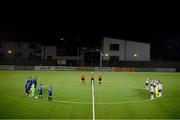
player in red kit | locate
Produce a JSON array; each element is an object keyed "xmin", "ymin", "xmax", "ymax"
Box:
[
  {"xmin": 98, "ymin": 73, "xmax": 102, "ymax": 85},
  {"xmin": 90, "ymin": 72, "xmax": 95, "ymax": 84},
  {"xmin": 81, "ymin": 73, "xmax": 86, "ymax": 85}
]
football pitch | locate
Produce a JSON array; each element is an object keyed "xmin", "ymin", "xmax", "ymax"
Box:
[{"xmin": 0, "ymin": 70, "xmax": 180, "ymax": 119}]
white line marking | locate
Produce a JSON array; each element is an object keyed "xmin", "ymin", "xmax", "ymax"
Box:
[
  {"xmin": 43, "ymin": 84, "xmax": 80, "ymax": 88},
  {"xmin": 92, "ymin": 81, "xmax": 95, "ymax": 120},
  {"xmin": 44, "ymin": 98, "xmax": 153, "ymax": 105},
  {"xmin": 128, "ymin": 86, "xmax": 148, "ymax": 90},
  {"xmin": 40, "ymin": 85, "xmax": 157, "ymax": 105}
]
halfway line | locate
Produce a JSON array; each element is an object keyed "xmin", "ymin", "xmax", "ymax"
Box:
[{"xmin": 92, "ymin": 81, "xmax": 95, "ymax": 120}]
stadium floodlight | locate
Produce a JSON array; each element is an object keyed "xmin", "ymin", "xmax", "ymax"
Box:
[
  {"xmin": 8, "ymin": 50, "xmax": 12, "ymax": 54},
  {"xmin": 134, "ymin": 54, "xmax": 137, "ymax": 57},
  {"xmin": 100, "ymin": 52, "xmax": 108, "ymax": 68},
  {"xmin": 60, "ymin": 37, "xmax": 64, "ymax": 41},
  {"xmin": 105, "ymin": 53, "xmax": 108, "ymax": 57}
]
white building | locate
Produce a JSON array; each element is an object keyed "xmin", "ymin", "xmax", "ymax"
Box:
[
  {"xmin": 102, "ymin": 37, "xmax": 150, "ymax": 61},
  {"xmin": 0, "ymin": 38, "xmax": 150, "ymax": 63},
  {"xmin": 42, "ymin": 46, "xmax": 57, "ymax": 60}
]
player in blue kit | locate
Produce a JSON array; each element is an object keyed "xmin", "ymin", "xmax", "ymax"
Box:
[
  {"xmin": 38, "ymin": 84, "xmax": 43, "ymax": 99},
  {"xmin": 48, "ymin": 85, "xmax": 52, "ymax": 101},
  {"xmin": 25, "ymin": 76, "xmax": 32, "ymax": 95},
  {"xmin": 25, "ymin": 80, "xmax": 29, "ymax": 95}
]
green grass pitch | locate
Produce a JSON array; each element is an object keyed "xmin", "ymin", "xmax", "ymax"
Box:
[{"xmin": 0, "ymin": 70, "xmax": 180, "ymax": 119}]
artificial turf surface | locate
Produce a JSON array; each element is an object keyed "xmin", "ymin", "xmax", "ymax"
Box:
[{"xmin": 0, "ymin": 70, "xmax": 180, "ymax": 119}]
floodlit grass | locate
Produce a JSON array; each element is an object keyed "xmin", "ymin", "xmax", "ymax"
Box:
[{"xmin": 0, "ymin": 70, "xmax": 180, "ymax": 119}]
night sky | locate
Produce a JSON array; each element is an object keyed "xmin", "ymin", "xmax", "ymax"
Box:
[{"xmin": 1, "ymin": 7, "xmax": 180, "ymax": 61}]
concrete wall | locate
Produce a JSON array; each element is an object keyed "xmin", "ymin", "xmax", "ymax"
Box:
[
  {"xmin": 102, "ymin": 37, "xmax": 150, "ymax": 61},
  {"xmin": 0, "ymin": 42, "xmax": 42, "ymax": 59},
  {"xmin": 103, "ymin": 37, "xmax": 125, "ymax": 61},
  {"xmin": 126, "ymin": 41, "xmax": 150, "ymax": 61},
  {"xmin": 42, "ymin": 46, "xmax": 78, "ymax": 60},
  {"xmin": 0, "ymin": 42, "xmax": 16, "ymax": 59},
  {"xmin": 44, "ymin": 46, "xmax": 57, "ymax": 59}
]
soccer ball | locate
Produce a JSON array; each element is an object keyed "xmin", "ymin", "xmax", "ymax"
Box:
[{"xmin": 35, "ymin": 96, "xmax": 38, "ymax": 99}]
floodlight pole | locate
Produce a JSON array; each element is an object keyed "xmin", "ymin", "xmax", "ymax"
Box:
[
  {"xmin": 83, "ymin": 48, "xmax": 84, "ymax": 67},
  {"xmin": 77, "ymin": 47, "xmax": 80, "ymax": 67},
  {"xmin": 100, "ymin": 51, "xmax": 102, "ymax": 69}
]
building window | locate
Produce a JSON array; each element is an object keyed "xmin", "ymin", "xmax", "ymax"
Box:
[
  {"xmin": 56, "ymin": 47, "xmax": 66, "ymax": 56},
  {"xmin": 47, "ymin": 56, "xmax": 52, "ymax": 60},
  {"xmin": 36, "ymin": 56, "xmax": 41, "ymax": 59},
  {"xmin": 35, "ymin": 50, "xmax": 42, "ymax": 54},
  {"xmin": 110, "ymin": 56, "xmax": 119, "ymax": 61},
  {"xmin": 110, "ymin": 44, "xmax": 119, "ymax": 51},
  {"xmin": 15, "ymin": 52, "xmax": 23, "ymax": 59},
  {"xmin": 29, "ymin": 53, "xmax": 34, "ymax": 59},
  {"xmin": 17, "ymin": 43, "xmax": 23, "ymax": 48},
  {"xmin": 29, "ymin": 43, "xmax": 37, "ymax": 49},
  {"xmin": 56, "ymin": 46, "xmax": 77, "ymax": 56}
]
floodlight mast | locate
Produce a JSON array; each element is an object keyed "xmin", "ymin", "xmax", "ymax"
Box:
[{"xmin": 100, "ymin": 51, "xmax": 102, "ymax": 68}]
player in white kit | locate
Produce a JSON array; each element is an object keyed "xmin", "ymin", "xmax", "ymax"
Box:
[
  {"xmin": 150, "ymin": 84, "xmax": 154, "ymax": 100},
  {"xmin": 145, "ymin": 78, "xmax": 149, "ymax": 90},
  {"xmin": 158, "ymin": 80, "xmax": 162, "ymax": 97}
]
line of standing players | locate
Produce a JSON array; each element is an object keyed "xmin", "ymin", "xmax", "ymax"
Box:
[
  {"xmin": 24, "ymin": 72, "xmax": 102, "ymax": 101},
  {"xmin": 146, "ymin": 78, "xmax": 163, "ymax": 100},
  {"xmin": 25, "ymin": 76, "xmax": 37, "ymax": 96},
  {"xmin": 81, "ymin": 72, "xmax": 102, "ymax": 85},
  {"xmin": 25, "ymin": 76, "xmax": 53, "ymax": 101}
]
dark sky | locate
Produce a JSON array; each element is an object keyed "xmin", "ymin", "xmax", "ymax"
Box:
[
  {"xmin": 1, "ymin": 22, "xmax": 179, "ymax": 43},
  {"xmin": 1, "ymin": 6, "xmax": 180, "ymax": 60},
  {"xmin": 1, "ymin": 6, "xmax": 180, "ymax": 45},
  {"xmin": 1, "ymin": 21, "xmax": 180, "ymax": 46}
]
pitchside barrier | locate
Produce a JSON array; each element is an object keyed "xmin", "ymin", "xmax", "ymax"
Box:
[
  {"xmin": 77, "ymin": 67, "xmax": 96, "ymax": 71},
  {"xmin": 112, "ymin": 67, "xmax": 136, "ymax": 72},
  {"xmin": 55, "ymin": 66, "xmax": 76, "ymax": 71},
  {"xmin": 136, "ymin": 68, "xmax": 176, "ymax": 72},
  {"xmin": 0, "ymin": 65, "xmax": 15, "ymax": 70},
  {"xmin": 156, "ymin": 68, "xmax": 176, "ymax": 72},
  {"xmin": 0, "ymin": 65, "xmax": 177, "ymax": 72},
  {"xmin": 34, "ymin": 66, "xmax": 56, "ymax": 71},
  {"xmin": 34, "ymin": 66, "xmax": 77, "ymax": 71},
  {"xmin": 95, "ymin": 67, "xmax": 112, "ymax": 71},
  {"xmin": 15, "ymin": 66, "xmax": 34, "ymax": 70}
]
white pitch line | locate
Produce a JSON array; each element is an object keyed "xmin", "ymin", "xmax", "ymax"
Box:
[
  {"xmin": 92, "ymin": 81, "xmax": 95, "ymax": 120},
  {"xmin": 40, "ymin": 98, "xmax": 154, "ymax": 105},
  {"xmin": 43, "ymin": 84, "xmax": 80, "ymax": 88},
  {"xmin": 93, "ymin": 98, "xmax": 153, "ymax": 104}
]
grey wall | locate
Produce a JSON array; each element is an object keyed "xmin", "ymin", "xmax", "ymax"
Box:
[
  {"xmin": 103, "ymin": 37, "xmax": 125, "ymax": 61},
  {"xmin": 0, "ymin": 42, "xmax": 42, "ymax": 59},
  {"xmin": 126, "ymin": 41, "xmax": 150, "ymax": 61},
  {"xmin": 102, "ymin": 37, "xmax": 150, "ymax": 61},
  {"xmin": 44, "ymin": 46, "xmax": 57, "ymax": 59}
]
